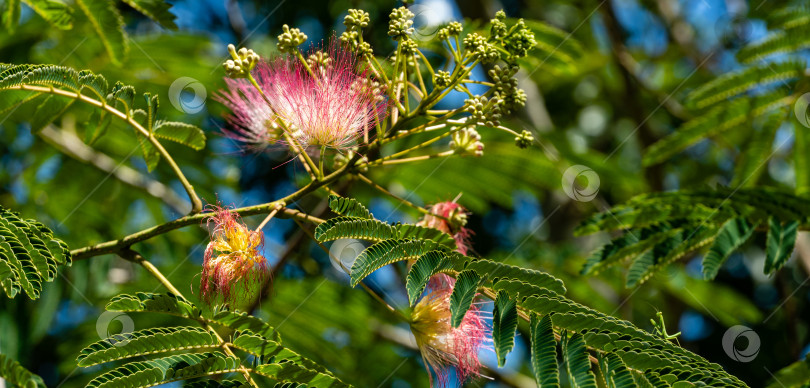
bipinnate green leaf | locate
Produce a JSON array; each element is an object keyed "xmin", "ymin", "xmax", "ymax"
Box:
[
  {"xmin": 22, "ymin": 0, "xmax": 73, "ymax": 29},
  {"xmin": 77, "ymin": 327, "xmax": 219, "ymax": 366},
  {"xmin": 562, "ymin": 333, "xmax": 597, "ymax": 388},
  {"xmin": 85, "ymin": 352, "xmax": 240, "ymax": 388},
  {"xmin": 74, "ymin": 0, "xmax": 128, "ymax": 65},
  {"xmin": 2, "ymin": 0, "xmax": 20, "ymax": 32},
  {"xmin": 314, "ymin": 217, "xmax": 397, "ymax": 243},
  {"xmin": 0, "ymin": 354, "xmax": 46, "ymax": 388},
  {"xmin": 530, "ymin": 314, "xmax": 559, "ymax": 387},
  {"xmin": 349, "ymin": 239, "xmax": 438, "ymax": 286},
  {"xmin": 120, "ymin": 0, "xmax": 177, "ymax": 29},
  {"xmin": 255, "ymin": 362, "xmax": 349, "ymax": 388},
  {"xmin": 764, "ymin": 217, "xmax": 799, "ymax": 275},
  {"xmin": 764, "ymin": 357, "xmax": 810, "ymax": 388},
  {"xmin": 449, "ymin": 269, "xmax": 481, "ymax": 328},
  {"xmin": 600, "ymin": 353, "xmax": 635, "ymax": 388},
  {"xmin": 327, "ymin": 195, "xmax": 372, "ymax": 219},
  {"xmin": 702, "ymin": 217, "xmax": 758, "ymax": 280},
  {"xmin": 492, "ymin": 290, "xmax": 518, "ymax": 367},
  {"xmin": 30, "ymin": 94, "xmax": 72, "ymax": 133},
  {"xmin": 0, "ymin": 206, "xmax": 71, "ymax": 300},
  {"xmin": 405, "ymin": 250, "xmax": 454, "ymax": 306},
  {"xmin": 153, "ymin": 121, "xmax": 206, "ymax": 150}
]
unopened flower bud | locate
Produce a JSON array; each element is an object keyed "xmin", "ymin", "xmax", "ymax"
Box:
[
  {"xmin": 434, "ymin": 70, "xmax": 452, "ymax": 88},
  {"xmin": 223, "ymin": 44, "xmax": 260, "ymax": 78},
  {"xmin": 449, "ymin": 127, "xmax": 484, "ymax": 157},
  {"xmin": 344, "ymin": 9, "xmax": 370, "ymax": 29},
  {"xmin": 515, "ymin": 130, "xmax": 534, "ymax": 148},
  {"xmin": 277, "ymin": 24, "xmax": 308, "ymax": 53},
  {"xmin": 463, "ymin": 33, "xmax": 499, "ymax": 63},
  {"xmin": 388, "ymin": 6, "xmax": 415, "ymax": 40}
]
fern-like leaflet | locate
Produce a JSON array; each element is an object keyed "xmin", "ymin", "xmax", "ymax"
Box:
[{"xmin": 315, "ymin": 196, "xmax": 749, "ymax": 386}]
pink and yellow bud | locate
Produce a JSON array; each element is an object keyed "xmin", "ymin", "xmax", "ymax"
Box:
[
  {"xmin": 200, "ymin": 206, "xmax": 269, "ymax": 307},
  {"xmin": 418, "ymin": 201, "xmax": 473, "ymax": 255}
]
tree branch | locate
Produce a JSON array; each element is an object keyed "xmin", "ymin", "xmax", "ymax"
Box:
[
  {"xmin": 7, "ymin": 84, "xmax": 203, "ymax": 213},
  {"xmin": 38, "ymin": 125, "xmax": 191, "ymax": 214}
]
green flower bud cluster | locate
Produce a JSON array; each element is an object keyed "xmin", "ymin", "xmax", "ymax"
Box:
[
  {"xmin": 433, "ymin": 70, "xmax": 452, "ymax": 88},
  {"xmin": 465, "ymin": 95, "xmax": 502, "ymax": 127},
  {"xmin": 344, "ymin": 9, "xmax": 370, "ymax": 29},
  {"xmin": 502, "ymin": 19, "xmax": 536, "ymax": 59},
  {"xmin": 388, "ymin": 6, "xmax": 414, "ymax": 40},
  {"xmin": 449, "ymin": 127, "xmax": 484, "ymax": 157},
  {"xmin": 463, "ymin": 33, "xmax": 499, "ymax": 63},
  {"xmin": 277, "ymin": 24, "xmax": 308, "ymax": 54},
  {"xmin": 350, "ymin": 78, "xmax": 386, "ymax": 104},
  {"xmin": 489, "ymin": 64, "xmax": 526, "ymax": 114},
  {"xmin": 223, "ymin": 44, "xmax": 260, "ymax": 78},
  {"xmin": 307, "ymin": 51, "xmax": 332, "ymax": 71},
  {"xmin": 490, "ymin": 10, "xmax": 508, "ymax": 39},
  {"xmin": 341, "ymin": 9, "xmax": 373, "ymax": 56},
  {"xmin": 515, "ymin": 130, "xmax": 534, "ymax": 149},
  {"xmin": 437, "ymin": 21, "xmax": 463, "ymax": 41},
  {"xmin": 400, "ymin": 38, "xmax": 419, "ymax": 55}
]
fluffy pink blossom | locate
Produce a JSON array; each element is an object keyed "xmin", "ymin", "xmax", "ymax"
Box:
[
  {"xmin": 216, "ymin": 40, "xmax": 388, "ymax": 152},
  {"xmin": 418, "ymin": 201, "xmax": 473, "ymax": 255},
  {"xmin": 215, "ymin": 62, "xmax": 282, "ymax": 151},
  {"xmin": 200, "ymin": 205, "xmax": 269, "ymax": 306},
  {"xmin": 410, "ymin": 274, "xmax": 489, "ymax": 386}
]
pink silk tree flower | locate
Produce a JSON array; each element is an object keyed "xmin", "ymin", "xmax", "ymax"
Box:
[
  {"xmin": 215, "ymin": 62, "xmax": 284, "ymax": 151},
  {"xmin": 217, "ymin": 40, "xmax": 388, "ymax": 152},
  {"xmin": 410, "ymin": 274, "xmax": 490, "ymax": 387},
  {"xmin": 200, "ymin": 205, "xmax": 269, "ymax": 307},
  {"xmin": 418, "ymin": 201, "xmax": 473, "ymax": 255}
]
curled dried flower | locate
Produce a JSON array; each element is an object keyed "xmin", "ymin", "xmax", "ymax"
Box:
[
  {"xmin": 388, "ymin": 6, "xmax": 415, "ymax": 40},
  {"xmin": 277, "ymin": 24, "xmax": 308, "ymax": 53},
  {"xmin": 449, "ymin": 127, "xmax": 484, "ymax": 158},
  {"xmin": 201, "ymin": 205, "xmax": 269, "ymax": 307}
]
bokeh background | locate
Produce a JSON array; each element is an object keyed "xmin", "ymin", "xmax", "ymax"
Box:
[{"xmin": 0, "ymin": 0, "xmax": 807, "ymax": 386}]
